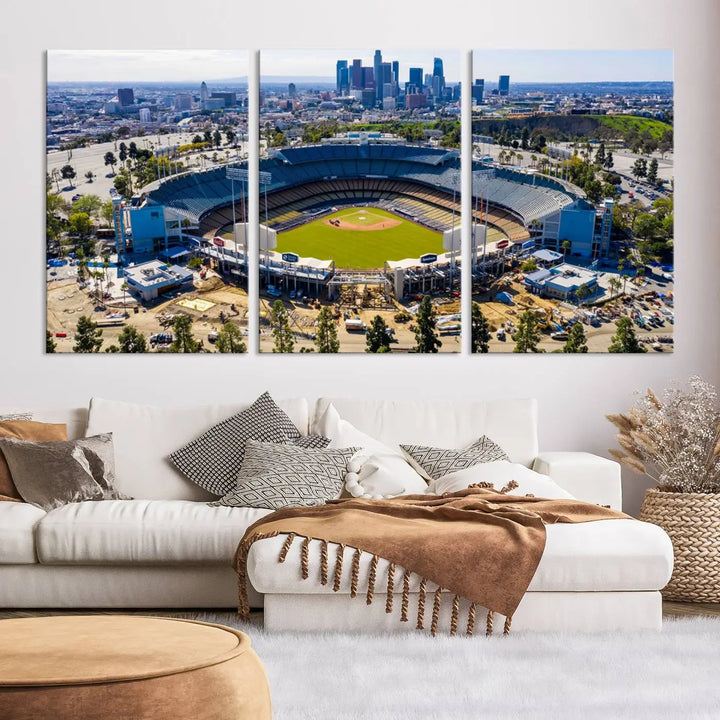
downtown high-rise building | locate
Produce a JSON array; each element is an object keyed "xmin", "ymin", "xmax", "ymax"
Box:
[
  {"xmin": 373, "ymin": 50, "xmax": 383, "ymax": 106},
  {"xmin": 117, "ymin": 88, "xmax": 134, "ymax": 107},
  {"xmin": 498, "ymin": 75, "xmax": 510, "ymax": 96},
  {"xmin": 473, "ymin": 78, "xmax": 485, "ymax": 103},
  {"xmin": 288, "ymin": 82, "xmax": 297, "ymax": 98},
  {"xmin": 392, "ymin": 60, "xmax": 399, "ymax": 95},
  {"xmin": 200, "ymin": 81, "xmax": 209, "ymax": 104},
  {"xmin": 432, "ymin": 57, "xmax": 445, "ymax": 97},
  {"xmin": 336, "ymin": 60, "xmax": 349, "ymax": 95},
  {"xmin": 351, "ymin": 59, "xmax": 362, "ymax": 90},
  {"xmin": 409, "ymin": 67, "xmax": 423, "ymax": 91}
]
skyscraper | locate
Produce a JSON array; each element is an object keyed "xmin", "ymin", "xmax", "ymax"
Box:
[
  {"xmin": 288, "ymin": 83, "xmax": 297, "ymax": 98},
  {"xmin": 336, "ymin": 60, "xmax": 348, "ymax": 95},
  {"xmin": 351, "ymin": 59, "xmax": 362, "ymax": 90},
  {"xmin": 117, "ymin": 88, "xmax": 134, "ymax": 107},
  {"xmin": 200, "ymin": 81, "xmax": 209, "ymax": 104},
  {"xmin": 392, "ymin": 60, "xmax": 399, "ymax": 96},
  {"xmin": 373, "ymin": 50, "xmax": 383, "ymax": 106},
  {"xmin": 473, "ymin": 78, "xmax": 485, "ymax": 103},
  {"xmin": 498, "ymin": 75, "xmax": 510, "ymax": 96},
  {"xmin": 432, "ymin": 57, "xmax": 445, "ymax": 97},
  {"xmin": 409, "ymin": 67, "xmax": 423, "ymax": 90}
]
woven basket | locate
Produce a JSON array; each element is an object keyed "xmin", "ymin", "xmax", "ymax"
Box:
[{"xmin": 639, "ymin": 488, "xmax": 720, "ymax": 602}]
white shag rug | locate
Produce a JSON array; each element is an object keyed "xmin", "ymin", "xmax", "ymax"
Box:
[{"xmin": 176, "ymin": 613, "xmax": 720, "ymax": 720}]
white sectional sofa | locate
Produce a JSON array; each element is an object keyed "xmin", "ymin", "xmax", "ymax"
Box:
[{"xmin": 0, "ymin": 397, "xmax": 673, "ymax": 633}]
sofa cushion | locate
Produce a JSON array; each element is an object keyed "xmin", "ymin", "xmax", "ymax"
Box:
[
  {"xmin": 315, "ymin": 398, "xmax": 538, "ymax": 466},
  {"xmin": 0, "ymin": 502, "xmax": 46, "ymax": 564},
  {"xmin": 36, "ymin": 500, "xmax": 271, "ymax": 565},
  {"xmin": 246, "ymin": 519, "xmax": 674, "ymax": 594},
  {"xmin": 85, "ymin": 397, "xmax": 309, "ymax": 501}
]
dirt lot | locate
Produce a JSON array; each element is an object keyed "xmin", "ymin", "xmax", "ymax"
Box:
[{"xmin": 47, "ymin": 274, "xmax": 249, "ymax": 353}]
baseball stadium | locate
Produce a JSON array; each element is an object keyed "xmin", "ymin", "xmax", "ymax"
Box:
[
  {"xmin": 142, "ymin": 139, "xmax": 584, "ymax": 296},
  {"xmin": 130, "ymin": 137, "xmax": 591, "ymax": 351}
]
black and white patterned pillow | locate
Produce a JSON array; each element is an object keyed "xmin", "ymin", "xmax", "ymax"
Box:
[
  {"xmin": 0, "ymin": 412, "xmax": 32, "ymax": 421},
  {"xmin": 169, "ymin": 392, "xmax": 307, "ymax": 497},
  {"xmin": 400, "ymin": 436, "xmax": 509, "ymax": 481},
  {"xmin": 209, "ymin": 440, "xmax": 358, "ymax": 510}
]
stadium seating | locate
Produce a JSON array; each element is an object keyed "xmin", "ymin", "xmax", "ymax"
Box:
[{"xmin": 145, "ymin": 144, "xmax": 578, "ymax": 243}]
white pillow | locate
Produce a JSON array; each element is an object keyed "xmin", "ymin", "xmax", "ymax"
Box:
[
  {"xmin": 426, "ymin": 461, "xmax": 575, "ymax": 500},
  {"xmin": 312, "ymin": 403, "xmax": 396, "ymax": 454},
  {"xmin": 314, "ymin": 403, "xmax": 427, "ymax": 498},
  {"xmin": 345, "ymin": 452, "xmax": 428, "ymax": 499},
  {"xmin": 86, "ymin": 396, "xmax": 309, "ymax": 501}
]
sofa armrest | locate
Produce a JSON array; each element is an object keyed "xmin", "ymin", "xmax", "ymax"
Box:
[{"xmin": 532, "ymin": 452, "xmax": 622, "ymax": 510}]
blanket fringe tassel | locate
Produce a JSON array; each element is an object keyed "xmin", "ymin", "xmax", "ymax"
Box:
[
  {"xmin": 385, "ymin": 563, "xmax": 395, "ymax": 614},
  {"xmin": 240, "ymin": 534, "xmax": 517, "ymax": 637},
  {"xmin": 416, "ymin": 578, "xmax": 427, "ymax": 630}
]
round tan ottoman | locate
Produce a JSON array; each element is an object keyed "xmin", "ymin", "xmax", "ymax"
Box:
[{"xmin": 0, "ymin": 616, "xmax": 271, "ymax": 720}]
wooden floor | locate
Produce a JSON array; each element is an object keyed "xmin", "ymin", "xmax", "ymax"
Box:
[{"xmin": 1, "ymin": 603, "xmax": 718, "ymax": 621}]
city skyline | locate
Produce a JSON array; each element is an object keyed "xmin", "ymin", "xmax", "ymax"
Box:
[
  {"xmin": 47, "ymin": 50, "xmax": 249, "ymax": 83},
  {"xmin": 261, "ymin": 49, "xmax": 461, "ymax": 84}
]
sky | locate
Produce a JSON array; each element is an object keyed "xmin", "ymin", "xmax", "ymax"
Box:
[
  {"xmin": 261, "ymin": 49, "xmax": 461, "ymax": 83},
  {"xmin": 473, "ymin": 50, "xmax": 673, "ymax": 83},
  {"xmin": 47, "ymin": 50, "xmax": 249, "ymax": 83},
  {"xmin": 46, "ymin": 49, "xmax": 673, "ymax": 84}
]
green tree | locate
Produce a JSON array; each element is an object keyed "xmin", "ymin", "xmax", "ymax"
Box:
[
  {"xmin": 575, "ymin": 283, "xmax": 591, "ymax": 307},
  {"xmin": 212, "ymin": 130, "xmax": 222, "ymax": 148},
  {"xmin": 634, "ymin": 214, "xmax": 661, "ymax": 240},
  {"xmin": 647, "ymin": 157, "xmax": 659, "ymax": 186},
  {"xmin": 365, "ymin": 315, "xmax": 392, "ymax": 353},
  {"xmin": 271, "ymin": 299, "xmax": 295, "ymax": 353},
  {"xmin": 46, "ymin": 330, "xmax": 57, "ymax": 353},
  {"xmin": 414, "ymin": 296, "xmax": 441, "ymax": 353},
  {"xmin": 603, "ymin": 150, "xmax": 614, "ymax": 169},
  {"xmin": 471, "ymin": 303, "xmax": 491, "ymax": 353},
  {"xmin": 85, "ymin": 170, "xmax": 94, "ymax": 183},
  {"xmin": 118, "ymin": 142, "xmax": 128, "ymax": 163},
  {"xmin": 192, "ymin": 134, "xmax": 203, "ymax": 145},
  {"xmin": 594, "ymin": 142, "xmax": 605, "ymax": 167},
  {"xmin": 103, "ymin": 151, "xmax": 117, "ymax": 174},
  {"xmin": 562, "ymin": 323, "xmax": 588, "ymax": 353},
  {"xmin": 203, "ymin": 129, "xmax": 213, "ymax": 145},
  {"xmin": 116, "ymin": 325, "xmax": 147, "ymax": 353},
  {"xmin": 101, "ymin": 200, "xmax": 114, "ymax": 227},
  {"xmin": 521, "ymin": 259, "xmax": 538, "ymax": 273},
  {"xmin": 71, "ymin": 194, "xmax": 103, "ymax": 218},
  {"xmin": 608, "ymin": 276, "xmax": 622, "ymax": 299},
  {"xmin": 225, "ymin": 128, "xmax": 236, "ymax": 146},
  {"xmin": 113, "ymin": 172, "xmax": 130, "ymax": 197},
  {"xmin": 60, "ymin": 164, "xmax": 76, "ymax": 188},
  {"xmin": 215, "ymin": 322, "xmax": 247, "ymax": 353},
  {"xmin": 68, "ymin": 212, "xmax": 93, "ymax": 240},
  {"xmin": 315, "ymin": 306, "xmax": 339, "ymax": 353},
  {"xmin": 561, "ymin": 239, "xmax": 572, "ymax": 258},
  {"xmin": 73, "ymin": 315, "xmax": 103, "ymax": 353},
  {"xmin": 608, "ymin": 317, "xmax": 647, "ymax": 353},
  {"xmin": 513, "ymin": 310, "xmax": 541, "ymax": 353},
  {"xmin": 170, "ymin": 315, "xmax": 199, "ymax": 353},
  {"xmin": 631, "ymin": 157, "xmax": 647, "ymax": 181}
]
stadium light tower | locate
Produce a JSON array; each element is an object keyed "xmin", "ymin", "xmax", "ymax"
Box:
[
  {"xmin": 259, "ymin": 171, "xmax": 272, "ymax": 286},
  {"xmin": 226, "ymin": 167, "xmax": 250, "ymax": 269}
]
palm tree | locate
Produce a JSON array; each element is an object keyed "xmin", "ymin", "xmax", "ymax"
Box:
[
  {"xmin": 530, "ymin": 153, "xmax": 537, "ymax": 168},
  {"xmin": 561, "ymin": 239, "xmax": 571, "ymax": 258},
  {"xmin": 121, "ymin": 282, "xmax": 129, "ymax": 316},
  {"xmin": 608, "ymin": 276, "xmax": 622, "ymax": 299},
  {"xmin": 575, "ymin": 283, "xmax": 591, "ymax": 307}
]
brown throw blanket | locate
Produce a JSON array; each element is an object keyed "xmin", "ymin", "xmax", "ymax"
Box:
[{"xmin": 234, "ymin": 487, "xmax": 629, "ymax": 635}]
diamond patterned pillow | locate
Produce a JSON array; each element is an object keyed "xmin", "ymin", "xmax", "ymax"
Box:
[
  {"xmin": 210, "ymin": 440, "xmax": 358, "ymax": 510},
  {"xmin": 169, "ymin": 392, "xmax": 310, "ymax": 497},
  {"xmin": 400, "ymin": 436, "xmax": 509, "ymax": 481}
]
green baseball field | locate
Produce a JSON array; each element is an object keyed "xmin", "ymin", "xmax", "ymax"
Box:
[{"xmin": 273, "ymin": 207, "xmax": 444, "ymax": 269}]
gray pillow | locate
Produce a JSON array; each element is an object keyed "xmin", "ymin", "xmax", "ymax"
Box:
[
  {"xmin": 0, "ymin": 433, "xmax": 126, "ymax": 511},
  {"xmin": 0, "ymin": 412, "xmax": 32, "ymax": 421},
  {"xmin": 169, "ymin": 391, "xmax": 313, "ymax": 497},
  {"xmin": 210, "ymin": 440, "xmax": 358, "ymax": 510},
  {"xmin": 400, "ymin": 436, "xmax": 510, "ymax": 481}
]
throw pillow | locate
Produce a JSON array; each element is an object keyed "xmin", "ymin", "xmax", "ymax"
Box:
[
  {"xmin": 426, "ymin": 461, "xmax": 575, "ymax": 500},
  {"xmin": 345, "ymin": 453, "xmax": 428, "ymax": 499},
  {"xmin": 400, "ymin": 436, "xmax": 510, "ymax": 481},
  {"xmin": 313, "ymin": 403, "xmax": 427, "ymax": 497},
  {"xmin": 169, "ymin": 392, "xmax": 306, "ymax": 497},
  {"xmin": 0, "ymin": 412, "xmax": 33, "ymax": 421},
  {"xmin": 210, "ymin": 440, "xmax": 358, "ymax": 510},
  {"xmin": 0, "ymin": 420, "xmax": 68, "ymax": 501},
  {"xmin": 0, "ymin": 437, "xmax": 114, "ymax": 511}
]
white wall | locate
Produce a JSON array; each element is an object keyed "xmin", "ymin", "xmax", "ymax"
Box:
[{"xmin": 1, "ymin": 0, "xmax": 718, "ymax": 515}]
